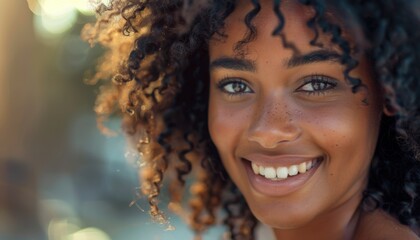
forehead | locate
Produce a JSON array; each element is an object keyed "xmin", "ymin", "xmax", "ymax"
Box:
[{"xmin": 209, "ymin": 0, "xmax": 349, "ymax": 59}]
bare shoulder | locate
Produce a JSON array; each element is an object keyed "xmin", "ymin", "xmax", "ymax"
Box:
[{"xmin": 354, "ymin": 209, "xmax": 419, "ymax": 240}]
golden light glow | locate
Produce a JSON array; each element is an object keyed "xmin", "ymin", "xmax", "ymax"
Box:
[
  {"xmin": 38, "ymin": 0, "xmax": 75, "ymax": 17},
  {"xmin": 47, "ymin": 218, "xmax": 80, "ymax": 240},
  {"xmin": 29, "ymin": 0, "xmax": 100, "ymax": 37},
  {"xmin": 27, "ymin": 0, "xmax": 42, "ymax": 15},
  {"xmin": 73, "ymin": 0, "xmax": 96, "ymax": 16},
  {"xmin": 34, "ymin": 9, "xmax": 77, "ymax": 36},
  {"xmin": 68, "ymin": 228, "xmax": 111, "ymax": 240}
]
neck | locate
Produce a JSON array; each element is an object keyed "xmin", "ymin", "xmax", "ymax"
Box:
[{"xmin": 272, "ymin": 195, "xmax": 362, "ymax": 240}]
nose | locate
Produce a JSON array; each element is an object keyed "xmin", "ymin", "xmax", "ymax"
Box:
[{"xmin": 247, "ymin": 99, "xmax": 302, "ymax": 149}]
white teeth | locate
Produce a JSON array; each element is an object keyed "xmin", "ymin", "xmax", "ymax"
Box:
[
  {"xmin": 298, "ymin": 162, "xmax": 307, "ymax": 174},
  {"xmin": 264, "ymin": 167, "xmax": 277, "ymax": 179},
  {"xmin": 252, "ymin": 163, "xmax": 259, "ymax": 174},
  {"xmin": 251, "ymin": 159, "xmax": 318, "ymax": 180},
  {"xmin": 259, "ymin": 166, "xmax": 265, "ymax": 175},
  {"xmin": 288, "ymin": 165, "xmax": 298, "ymax": 176},
  {"xmin": 276, "ymin": 167, "xmax": 288, "ymax": 179},
  {"xmin": 306, "ymin": 161, "xmax": 313, "ymax": 170}
]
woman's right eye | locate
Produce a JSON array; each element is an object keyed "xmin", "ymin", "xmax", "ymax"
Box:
[{"xmin": 217, "ymin": 78, "xmax": 253, "ymax": 95}]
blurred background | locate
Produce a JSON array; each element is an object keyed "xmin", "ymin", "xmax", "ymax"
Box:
[{"xmin": 0, "ymin": 1, "xmax": 227, "ymax": 239}]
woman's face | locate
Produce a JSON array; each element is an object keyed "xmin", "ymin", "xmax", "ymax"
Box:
[{"xmin": 208, "ymin": 0, "xmax": 384, "ymax": 230}]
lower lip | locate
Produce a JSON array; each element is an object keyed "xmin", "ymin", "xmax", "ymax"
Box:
[{"xmin": 243, "ymin": 157, "xmax": 323, "ymax": 197}]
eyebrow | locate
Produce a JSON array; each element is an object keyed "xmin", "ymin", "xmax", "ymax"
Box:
[
  {"xmin": 209, "ymin": 57, "xmax": 256, "ymax": 72},
  {"xmin": 209, "ymin": 50, "xmax": 342, "ymax": 72},
  {"xmin": 285, "ymin": 50, "xmax": 342, "ymax": 68}
]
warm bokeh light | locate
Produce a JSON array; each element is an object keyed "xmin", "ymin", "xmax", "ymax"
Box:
[
  {"xmin": 38, "ymin": 0, "xmax": 76, "ymax": 17},
  {"xmin": 27, "ymin": 0, "xmax": 42, "ymax": 15},
  {"xmin": 28, "ymin": 0, "xmax": 98, "ymax": 37},
  {"xmin": 34, "ymin": 9, "xmax": 78, "ymax": 36},
  {"xmin": 68, "ymin": 228, "xmax": 111, "ymax": 240},
  {"xmin": 47, "ymin": 218, "xmax": 80, "ymax": 240},
  {"xmin": 73, "ymin": 0, "xmax": 97, "ymax": 16}
]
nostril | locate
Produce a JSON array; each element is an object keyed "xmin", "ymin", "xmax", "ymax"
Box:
[
  {"xmin": 248, "ymin": 135, "xmax": 282, "ymax": 149},
  {"xmin": 247, "ymin": 124, "xmax": 302, "ymax": 148}
]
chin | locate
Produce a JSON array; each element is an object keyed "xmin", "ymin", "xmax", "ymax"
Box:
[{"xmin": 245, "ymin": 197, "xmax": 316, "ymax": 230}]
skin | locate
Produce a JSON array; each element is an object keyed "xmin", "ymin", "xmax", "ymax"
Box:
[{"xmin": 207, "ymin": 0, "xmax": 418, "ymax": 239}]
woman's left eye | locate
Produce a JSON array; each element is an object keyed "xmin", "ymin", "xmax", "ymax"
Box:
[{"xmin": 297, "ymin": 75, "xmax": 337, "ymax": 94}]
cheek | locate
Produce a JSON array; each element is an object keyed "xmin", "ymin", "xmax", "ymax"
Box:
[
  {"xmin": 301, "ymin": 101, "xmax": 381, "ymax": 184},
  {"xmin": 208, "ymin": 97, "xmax": 249, "ymax": 156},
  {"xmin": 301, "ymin": 86, "xmax": 381, "ymax": 147},
  {"xmin": 303, "ymin": 107, "xmax": 356, "ymax": 149}
]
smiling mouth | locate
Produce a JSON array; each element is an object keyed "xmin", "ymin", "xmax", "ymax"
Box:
[
  {"xmin": 242, "ymin": 156, "xmax": 324, "ymax": 196},
  {"xmin": 250, "ymin": 157, "xmax": 321, "ymax": 181},
  {"xmin": 244, "ymin": 156, "xmax": 323, "ymax": 180}
]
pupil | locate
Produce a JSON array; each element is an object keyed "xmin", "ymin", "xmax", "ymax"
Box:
[
  {"xmin": 313, "ymin": 82, "xmax": 325, "ymax": 90},
  {"xmin": 233, "ymin": 83, "xmax": 243, "ymax": 92}
]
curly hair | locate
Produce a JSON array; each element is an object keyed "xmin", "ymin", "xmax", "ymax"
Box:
[{"xmin": 82, "ymin": 0, "xmax": 420, "ymax": 239}]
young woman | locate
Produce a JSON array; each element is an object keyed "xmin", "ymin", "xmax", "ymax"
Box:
[{"xmin": 83, "ymin": 0, "xmax": 420, "ymax": 239}]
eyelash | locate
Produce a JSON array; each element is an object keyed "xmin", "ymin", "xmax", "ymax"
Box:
[
  {"xmin": 216, "ymin": 77, "xmax": 253, "ymax": 97},
  {"xmin": 297, "ymin": 74, "xmax": 338, "ymax": 96},
  {"xmin": 216, "ymin": 74, "xmax": 338, "ymax": 97}
]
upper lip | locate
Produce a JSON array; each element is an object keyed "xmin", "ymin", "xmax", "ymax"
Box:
[{"xmin": 241, "ymin": 153, "xmax": 320, "ymax": 166}]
